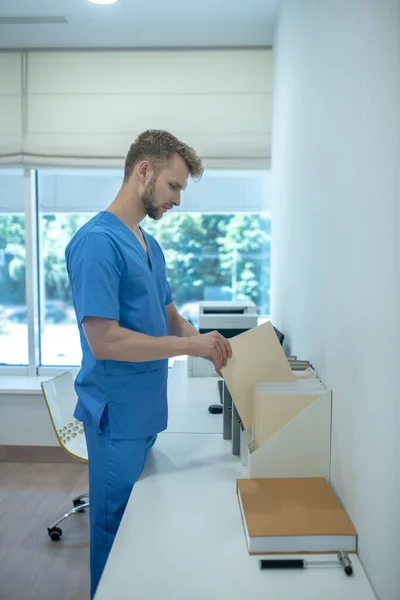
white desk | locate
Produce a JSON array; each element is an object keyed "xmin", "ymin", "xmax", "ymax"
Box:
[
  {"xmin": 167, "ymin": 361, "xmax": 223, "ymax": 434},
  {"xmin": 94, "ymin": 366, "xmax": 376, "ymax": 600}
]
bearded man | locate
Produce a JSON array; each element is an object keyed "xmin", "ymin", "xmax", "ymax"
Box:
[{"xmin": 65, "ymin": 129, "xmax": 231, "ymax": 599}]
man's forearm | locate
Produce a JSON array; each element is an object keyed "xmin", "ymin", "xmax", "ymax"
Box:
[
  {"xmin": 83, "ymin": 316, "xmax": 231, "ymax": 370},
  {"xmin": 168, "ymin": 314, "xmax": 199, "ymax": 338},
  {"xmin": 106, "ymin": 329, "xmax": 191, "ymax": 362},
  {"xmin": 84, "ymin": 319, "xmax": 190, "ymax": 362}
]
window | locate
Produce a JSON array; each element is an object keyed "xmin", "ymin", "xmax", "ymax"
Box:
[
  {"xmin": 1, "ymin": 168, "xmax": 271, "ymax": 372},
  {"xmin": 0, "ymin": 170, "xmax": 28, "ymax": 366}
]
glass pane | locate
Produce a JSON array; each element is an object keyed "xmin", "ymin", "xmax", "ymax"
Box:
[
  {"xmin": 177, "ymin": 169, "xmax": 271, "ymax": 213},
  {"xmin": 0, "ymin": 170, "xmax": 28, "ymax": 366},
  {"xmin": 39, "ymin": 213, "xmax": 95, "ymax": 366}
]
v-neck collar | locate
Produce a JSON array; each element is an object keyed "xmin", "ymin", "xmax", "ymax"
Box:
[
  {"xmin": 138, "ymin": 226, "xmax": 153, "ymax": 271},
  {"xmin": 101, "ymin": 211, "xmax": 153, "ymax": 271}
]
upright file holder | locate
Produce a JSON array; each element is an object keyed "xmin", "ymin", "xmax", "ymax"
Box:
[
  {"xmin": 245, "ymin": 387, "xmax": 332, "ymax": 480},
  {"xmin": 231, "ymin": 402, "xmax": 241, "ymax": 456},
  {"xmin": 222, "ymin": 382, "xmax": 233, "ymax": 441}
]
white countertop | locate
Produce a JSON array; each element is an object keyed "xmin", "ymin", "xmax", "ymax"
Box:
[{"xmin": 94, "ymin": 365, "xmax": 376, "ymax": 600}]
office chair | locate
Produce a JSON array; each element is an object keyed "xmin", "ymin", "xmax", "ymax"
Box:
[{"xmin": 41, "ymin": 372, "xmax": 89, "ymax": 541}]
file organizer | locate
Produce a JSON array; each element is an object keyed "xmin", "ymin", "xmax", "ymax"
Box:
[
  {"xmin": 244, "ymin": 381, "xmax": 332, "ymax": 480},
  {"xmin": 220, "ymin": 321, "xmax": 331, "ymax": 477},
  {"xmin": 239, "ymin": 367, "xmax": 320, "ymax": 467}
]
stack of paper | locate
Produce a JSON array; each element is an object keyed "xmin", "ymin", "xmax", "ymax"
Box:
[
  {"xmin": 237, "ymin": 477, "xmax": 357, "ymax": 554},
  {"xmin": 287, "ymin": 355, "xmax": 315, "ymax": 371}
]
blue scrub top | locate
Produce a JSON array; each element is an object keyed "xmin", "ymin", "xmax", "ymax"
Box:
[{"xmin": 65, "ymin": 211, "xmax": 173, "ymax": 439}]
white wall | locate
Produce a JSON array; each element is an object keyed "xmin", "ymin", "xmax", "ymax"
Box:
[
  {"xmin": 271, "ymin": 1, "xmax": 400, "ymax": 599},
  {"xmin": 0, "ymin": 394, "xmax": 58, "ymax": 446}
]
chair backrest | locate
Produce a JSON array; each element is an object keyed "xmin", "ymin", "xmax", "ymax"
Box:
[{"xmin": 41, "ymin": 372, "xmax": 88, "ymax": 463}]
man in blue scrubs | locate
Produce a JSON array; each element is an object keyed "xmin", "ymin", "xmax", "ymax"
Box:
[{"xmin": 65, "ymin": 129, "xmax": 231, "ymax": 599}]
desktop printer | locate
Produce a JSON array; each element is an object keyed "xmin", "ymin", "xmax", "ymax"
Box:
[{"xmin": 187, "ymin": 300, "xmax": 258, "ymax": 377}]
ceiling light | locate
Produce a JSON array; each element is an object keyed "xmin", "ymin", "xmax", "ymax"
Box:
[{"xmin": 88, "ymin": 0, "xmax": 119, "ymax": 4}]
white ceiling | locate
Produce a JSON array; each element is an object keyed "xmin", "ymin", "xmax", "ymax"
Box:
[{"xmin": 0, "ymin": 0, "xmax": 280, "ymax": 49}]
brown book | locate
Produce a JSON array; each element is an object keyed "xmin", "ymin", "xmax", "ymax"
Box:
[{"xmin": 237, "ymin": 477, "xmax": 357, "ymax": 554}]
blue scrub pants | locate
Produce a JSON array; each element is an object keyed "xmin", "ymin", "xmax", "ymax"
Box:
[{"xmin": 84, "ymin": 406, "xmax": 157, "ymax": 599}]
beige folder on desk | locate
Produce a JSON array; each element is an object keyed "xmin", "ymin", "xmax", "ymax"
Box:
[
  {"xmin": 220, "ymin": 321, "xmax": 295, "ymax": 431},
  {"xmin": 246, "ymin": 382, "xmax": 332, "ymax": 480}
]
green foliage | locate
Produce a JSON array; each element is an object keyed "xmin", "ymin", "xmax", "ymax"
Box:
[
  {"xmin": 41, "ymin": 214, "xmax": 91, "ymax": 302},
  {"xmin": 143, "ymin": 212, "xmax": 271, "ymax": 313},
  {"xmin": 0, "ymin": 211, "xmax": 271, "ymax": 314},
  {"xmin": 0, "ymin": 216, "xmax": 26, "ymax": 305}
]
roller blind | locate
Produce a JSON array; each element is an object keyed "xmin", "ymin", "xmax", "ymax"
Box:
[
  {"xmin": 0, "ymin": 53, "xmax": 23, "ymax": 165},
  {"xmin": 0, "ymin": 49, "xmax": 273, "ymax": 168}
]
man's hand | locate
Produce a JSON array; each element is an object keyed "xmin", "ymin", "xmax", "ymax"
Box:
[{"xmin": 185, "ymin": 331, "xmax": 232, "ymax": 371}]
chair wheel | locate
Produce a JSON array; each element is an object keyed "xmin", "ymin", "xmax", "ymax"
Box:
[
  {"xmin": 48, "ymin": 527, "xmax": 62, "ymax": 541},
  {"xmin": 73, "ymin": 498, "xmax": 86, "ymax": 512}
]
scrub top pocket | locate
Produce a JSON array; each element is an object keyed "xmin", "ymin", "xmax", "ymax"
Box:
[{"xmin": 105, "ymin": 368, "xmax": 168, "ymax": 439}]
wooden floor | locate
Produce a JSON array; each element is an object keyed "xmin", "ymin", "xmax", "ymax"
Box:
[{"xmin": 0, "ymin": 462, "xmax": 90, "ymax": 600}]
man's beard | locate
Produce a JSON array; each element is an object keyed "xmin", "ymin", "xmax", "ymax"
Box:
[{"xmin": 141, "ymin": 177, "xmax": 161, "ymax": 220}]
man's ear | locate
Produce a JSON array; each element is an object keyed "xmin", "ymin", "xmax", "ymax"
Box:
[{"xmin": 137, "ymin": 160, "xmax": 150, "ymax": 183}]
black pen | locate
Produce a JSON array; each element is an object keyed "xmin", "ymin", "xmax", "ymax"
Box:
[{"xmin": 259, "ymin": 552, "xmax": 353, "ymax": 576}]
